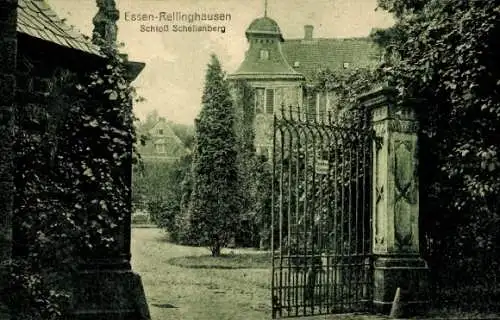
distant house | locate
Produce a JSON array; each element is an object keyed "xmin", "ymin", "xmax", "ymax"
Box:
[
  {"xmin": 138, "ymin": 118, "xmax": 189, "ymax": 162},
  {"xmin": 228, "ymin": 16, "xmax": 381, "ymax": 155}
]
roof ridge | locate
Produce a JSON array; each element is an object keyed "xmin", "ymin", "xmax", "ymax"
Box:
[
  {"xmin": 285, "ymin": 36, "xmax": 373, "ymax": 42},
  {"xmin": 17, "ymin": 0, "xmax": 102, "ymax": 56}
]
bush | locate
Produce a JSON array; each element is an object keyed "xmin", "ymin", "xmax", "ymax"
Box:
[
  {"xmin": 132, "ymin": 154, "xmax": 192, "ymax": 237},
  {"xmin": 131, "ymin": 212, "xmax": 150, "ymax": 225}
]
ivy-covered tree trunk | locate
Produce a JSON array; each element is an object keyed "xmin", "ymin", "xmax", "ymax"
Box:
[{"xmin": 186, "ymin": 54, "xmax": 240, "ymax": 257}]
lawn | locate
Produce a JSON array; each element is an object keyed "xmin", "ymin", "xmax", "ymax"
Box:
[
  {"xmin": 131, "ymin": 227, "xmax": 273, "ymax": 320},
  {"xmin": 131, "ymin": 227, "xmax": 500, "ymax": 320},
  {"xmin": 130, "ymin": 228, "xmax": 386, "ymax": 320}
]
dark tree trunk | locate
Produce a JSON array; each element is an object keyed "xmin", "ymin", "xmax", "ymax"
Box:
[{"xmin": 211, "ymin": 241, "xmax": 221, "ymax": 257}]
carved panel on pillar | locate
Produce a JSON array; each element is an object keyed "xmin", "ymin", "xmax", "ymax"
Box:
[
  {"xmin": 393, "ymin": 138, "xmax": 417, "ymax": 252},
  {"xmin": 360, "ymin": 87, "xmax": 429, "ymax": 317},
  {"xmin": 373, "ymin": 121, "xmax": 387, "ymax": 253}
]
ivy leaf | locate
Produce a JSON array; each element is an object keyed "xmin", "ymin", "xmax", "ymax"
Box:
[
  {"xmin": 109, "ymin": 91, "xmax": 118, "ymax": 101},
  {"xmin": 488, "ymin": 162, "xmax": 495, "ymax": 172},
  {"xmin": 83, "ymin": 168, "xmax": 93, "ymax": 178}
]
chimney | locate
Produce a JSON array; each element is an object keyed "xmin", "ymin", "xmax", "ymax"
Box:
[{"xmin": 304, "ymin": 25, "xmax": 314, "ymax": 40}]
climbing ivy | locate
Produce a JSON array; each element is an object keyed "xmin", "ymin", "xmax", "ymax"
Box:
[
  {"xmin": 374, "ymin": 0, "xmax": 500, "ymax": 308},
  {"xmin": 4, "ymin": 39, "xmax": 141, "ymax": 319}
]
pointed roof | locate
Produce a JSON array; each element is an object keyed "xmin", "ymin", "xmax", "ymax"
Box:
[
  {"xmin": 229, "ymin": 15, "xmax": 304, "ymax": 81},
  {"xmin": 17, "ymin": 0, "xmax": 102, "ymax": 56},
  {"xmin": 229, "ymin": 50, "xmax": 304, "ymax": 80},
  {"xmin": 149, "ymin": 119, "xmax": 183, "ymax": 143}
]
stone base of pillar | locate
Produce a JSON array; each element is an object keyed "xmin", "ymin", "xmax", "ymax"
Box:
[
  {"xmin": 67, "ymin": 269, "xmax": 150, "ymax": 320},
  {"xmin": 373, "ymin": 255, "xmax": 430, "ymax": 317},
  {"xmin": 0, "ymin": 307, "xmax": 10, "ymax": 320},
  {"xmin": 0, "ymin": 264, "xmax": 11, "ymax": 320}
]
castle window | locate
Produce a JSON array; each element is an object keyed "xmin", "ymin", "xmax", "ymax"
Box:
[
  {"xmin": 155, "ymin": 143, "xmax": 165, "ymax": 154},
  {"xmin": 255, "ymin": 88, "xmax": 275, "ymax": 114},
  {"xmin": 260, "ymin": 49, "xmax": 269, "ymax": 60},
  {"xmin": 265, "ymin": 88, "xmax": 275, "ymax": 114},
  {"xmin": 255, "ymin": 88, "xmax": 265, "ymax": 113},
  {"xmin": 316, "ymin": 91, "xmax": 327, "ymax": 121}
]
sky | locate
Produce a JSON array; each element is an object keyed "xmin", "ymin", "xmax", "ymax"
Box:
[{"xmin": 47, "ymin": 0, "xmax": 394, "ymax": 125}]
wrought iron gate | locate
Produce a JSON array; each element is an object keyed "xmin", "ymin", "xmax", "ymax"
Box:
[{"xmin": 271, "ymin": 106, "xmax": 373, "ymax": 318}]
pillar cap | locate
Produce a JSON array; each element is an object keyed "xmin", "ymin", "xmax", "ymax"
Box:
[{"xmin": 358, "ymin": 86, "xmax": 399, "ymax": 109}]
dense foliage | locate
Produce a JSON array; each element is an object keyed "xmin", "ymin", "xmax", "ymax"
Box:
[
  {"xmin": 4, "ymin": 41, "xmax": 140, "ymax": 318},
  {"xmin": 313, "ymin": 67, "xmax": 381, "ymax": 122},
  {"xmin": 148, "ymin": 80, "xmax": 274, "ymax": 250},
  {"xmin": 131, "ymin": 112, "xmax": 194, "ymax": 215},
  {"xmin": 374, "ymin": 0, "xmax": 500, "ymax": 308},
  {"xmin": 132, "ymin": 155, "xmax": 192, "ymax": 232},
  {"xmin": 231, "ymin": 80, "xmax": 261, "ymax": 248},
  {"xmin": 182, "ymin": 55, "xmax": 241, "ymax": 256}
]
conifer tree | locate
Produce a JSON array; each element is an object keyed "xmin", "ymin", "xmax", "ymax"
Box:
[{"xmin": 186, "ymin": 54, "xmax": 240, "ymax": 256}]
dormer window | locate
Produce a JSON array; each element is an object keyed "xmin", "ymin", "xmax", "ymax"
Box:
[
  {"xmin": 158, "ymin": 129, "xmax": 164, "ymax": 135},
  {"xmin": 260, "ymin": 49, "xmax": 269, "ymax": 60},
  {"xmin": 294, "ymin": 61, "xmax": 300, "ymax": 68}
]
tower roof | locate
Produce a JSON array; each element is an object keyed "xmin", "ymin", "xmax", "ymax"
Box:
[
  {"xmin": 245, "ymin": 16, "xmax": 284, "ymax": 42},
  {"xmin": 228, "ymin": 15, "xmax": 302, "ymax": 80}
]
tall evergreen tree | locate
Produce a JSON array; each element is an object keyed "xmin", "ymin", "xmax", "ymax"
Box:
[{"xmin": 186, "ymin": 54, "xmax": 240, "ymax": 256}]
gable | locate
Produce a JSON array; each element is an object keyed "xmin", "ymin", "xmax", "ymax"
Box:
[{"xmin": 149, "ymin": 121, "xmax": 178, "ymax": 139}]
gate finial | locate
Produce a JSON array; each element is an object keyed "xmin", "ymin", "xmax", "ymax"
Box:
[{"xmin": 92, "ymin": 0, "xmax": 119, "ymax": 48}]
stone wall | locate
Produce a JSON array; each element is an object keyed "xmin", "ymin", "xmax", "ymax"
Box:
[{"xmin": 236, "ymin": 79, "xmax": 303, "ymax": 153}]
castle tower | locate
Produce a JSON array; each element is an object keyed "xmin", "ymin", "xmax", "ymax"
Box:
[
  {"xmin": 230, "ymin": 16, "xmax": 302, "ymax": 80},
  {"xmin": 228, "ymin": 15, "xmax": 305, "ymax": 156}
]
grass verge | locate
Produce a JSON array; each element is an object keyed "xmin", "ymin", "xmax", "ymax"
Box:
[{"xmin": 166, "ymin": 252, "xmax": 271, "ymax": 269}]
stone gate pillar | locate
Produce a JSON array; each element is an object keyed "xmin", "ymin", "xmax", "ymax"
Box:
[
  {"xmin": 359, "ymin": 87, "xmax": 430, "ymax": 316},
  {"xmin": 0, "ymin": 1, "xmax": 17, "ymax": 319},
  {"xmin": 66, "ymin": 1, "xmax": 150, "ymax": 319}
]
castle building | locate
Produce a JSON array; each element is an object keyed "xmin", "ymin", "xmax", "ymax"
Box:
[{"xmin": 228, "ymin": 14, "xmax": 381, "ymax": 156}]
